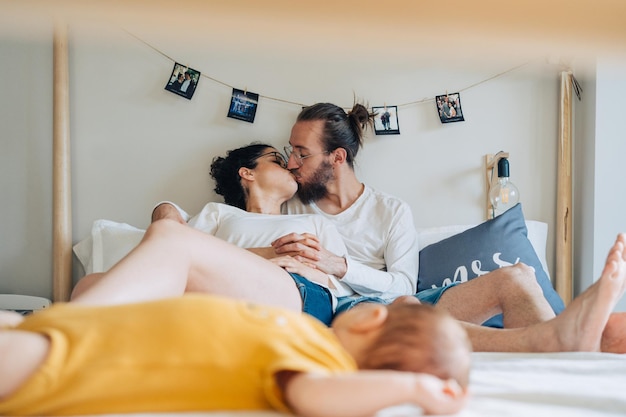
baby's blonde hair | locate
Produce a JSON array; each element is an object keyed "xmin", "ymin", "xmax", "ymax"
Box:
[{"xmin": 359, "ymin": 303, "xmax": 472, "ymax": 388}]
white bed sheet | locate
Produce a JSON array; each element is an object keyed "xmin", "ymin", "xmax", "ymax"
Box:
[{"xmin": 83, "ymin": 352, "xmax": 626, "ymax": 417}]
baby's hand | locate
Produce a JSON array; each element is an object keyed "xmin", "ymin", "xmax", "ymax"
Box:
[
  {"xmin": 0, "ymin": 311, "xmax": 25, "ymax": 328},
  {"xmin": 413, "ymin": 374, "xmax": 468, "ymax": 415}
]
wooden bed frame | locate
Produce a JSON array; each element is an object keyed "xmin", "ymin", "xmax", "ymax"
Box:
[{"xmin": 49, "ymin": 26, "xmax": 575, "ymax": 305}]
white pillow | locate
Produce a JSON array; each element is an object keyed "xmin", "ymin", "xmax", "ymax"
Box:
[
  {"xmin": 73, "ymin": 219, "xmax": 145, "ymax": 274},
  {"xmin": 416, "ymin": 220, "xmax": 550, "ymax": 280},
  {"xmin": 74, "ymin": 218, "xmax": 549, "ymax": 280}
]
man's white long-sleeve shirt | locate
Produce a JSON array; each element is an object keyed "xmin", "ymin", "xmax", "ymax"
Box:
[{"xmin": 284, "ymin": 185, "xmax": 418, "ymax": 300}]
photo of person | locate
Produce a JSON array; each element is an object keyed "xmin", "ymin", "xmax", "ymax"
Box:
[
  {"xmin": 372, "ymin": 105, "xmax": 400, "ymax": 135},
  {"xmin": 164, "ymin": 63, "xmax": 200, "ymax": 100},
  {"xmin": 227, "ymin": 88, "xmax": 259, "ymax": 123},
  {"xmin": 436, "ymin": 93, "xmax": 464, "ymax": 123}
]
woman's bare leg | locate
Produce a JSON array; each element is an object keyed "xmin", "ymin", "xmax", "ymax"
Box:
[
  {"xmin": 462, "ymin": 233, "xmax": 626, "ymax": 352},
  {"xmin": 71, "ymin": 220, "xmax": 303, "ymax": 312},
  {"xmin": 70, "ymin": 273, "xmax": 104, "ymax": 300}
]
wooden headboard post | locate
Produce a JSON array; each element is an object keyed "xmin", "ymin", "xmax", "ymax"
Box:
[
  {"xmin": 555, "ymin": 71, "xmax": 573, "ymax": 305},
  {"xmin": 52, "ymin": 22, "xmax": 73, "ymax": 302}
]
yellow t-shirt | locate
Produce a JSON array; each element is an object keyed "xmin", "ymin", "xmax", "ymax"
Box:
[{"xmin": 0, "ymin": 294, "xmax": 356, "ymax": 416}]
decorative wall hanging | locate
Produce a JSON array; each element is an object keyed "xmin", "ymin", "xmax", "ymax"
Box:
[
  {"xmin": 436, "ymin": 92, "xmax": 464, "ymax": 123},
  {"xmin": 227, "ymin": 88, "xmax": 259, "ymax": 123},
  {"xmin": 372, "ymin": 105, "xmax": 400, "ymax": 135},
  {"xmin": 164, "ymin": 62, "xmax": 200, "ymax": 100},
  {"xmin": 126, "ymin": 29, "xmax": 533, "ymax": 127}
]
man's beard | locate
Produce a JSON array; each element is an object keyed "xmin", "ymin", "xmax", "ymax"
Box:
[{"xmin": 296, "ymin": 160, "xmax": 334, "ymax": 203}]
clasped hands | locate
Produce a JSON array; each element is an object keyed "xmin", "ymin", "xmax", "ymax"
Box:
[{"xmin": 271, "ymin": 233, "xmax": 348, "ymax": 279}]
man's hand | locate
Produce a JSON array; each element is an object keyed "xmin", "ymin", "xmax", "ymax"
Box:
[
  {"xmin": 272, "ymin": 233, "xmax": 347, "ymax": 278},
  {"xmin": 151, "ymin": 203, "xmax": 186, "ymax": 224}
]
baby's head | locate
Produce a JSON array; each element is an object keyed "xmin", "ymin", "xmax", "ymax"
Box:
[{"xmin": 357, "ymin": 298, "xmax": 472, "ymax": 389}]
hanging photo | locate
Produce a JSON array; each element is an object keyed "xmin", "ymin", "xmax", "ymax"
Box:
[
  {"xmin": 372, "ymin": 105, "xmax": 400, "ymax": 135},
  {"xmin": 164, "ymin": 63, "xmax": 200, "ymax": 100},
  {"xmin": 435, "ymin": 92, "xmax": 464, "ymax": 123},
  {"xmin": 227, "ymin": 88, "xmax": 259, "ymax": 123}
]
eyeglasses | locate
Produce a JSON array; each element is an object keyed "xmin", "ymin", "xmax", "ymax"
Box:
[
  {"xmin": 284, "ymin": 145, "xmax": 329, "ymax": 167},
  {"xmin": 254, "ymin": 151, "xmax": 288, "ymax": 169}
]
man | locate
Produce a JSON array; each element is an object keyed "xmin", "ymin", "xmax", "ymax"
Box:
[{"xmin": 271, "ymin": 102, "xmax": 626, "ymax": 351}]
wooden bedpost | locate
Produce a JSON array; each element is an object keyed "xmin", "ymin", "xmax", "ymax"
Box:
[
  {"xmin": 53, "ymin": 22, "xmax": 72, "ymax": 302},
  {"xmin": 555, "ymin": 71, "xmax": 573, "ymax": 305}
]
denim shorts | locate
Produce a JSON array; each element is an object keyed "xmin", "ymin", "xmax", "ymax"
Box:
[
  {"xmin": 288, "ymin": 273, "xmax": 334, "ymax": 326},
  {"xmin": 334, "ymin": 295, "xmax": 389, "ymax": 315},
  {"xmin": 415, "ymin": 281, "xmax": 464, "ymax": 305}
]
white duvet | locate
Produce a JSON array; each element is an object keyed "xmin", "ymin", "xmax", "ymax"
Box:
[{"xmin": 83, "ymin": 352, "xmax": 626, "ymax": 417}]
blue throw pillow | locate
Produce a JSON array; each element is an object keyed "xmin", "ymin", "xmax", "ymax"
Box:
[{"xmin": 417, "ymin": 203, "xmax": 565, "ymax": 328}]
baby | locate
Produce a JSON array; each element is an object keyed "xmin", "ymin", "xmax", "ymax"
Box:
[{"xmin": 0, "ymin": 300, "xmax": 470, "ymax": 417}]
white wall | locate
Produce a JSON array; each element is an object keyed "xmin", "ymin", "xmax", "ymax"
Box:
[
  {"xmin": 0, "ymin": 32, "xmax": 53, "ymax": 298},
  {"xmin": 1, "ymin": 22, "xmax": 563, "ymax": 300},
  {"xmin": 593, "ymin": 57, "xmax": 626, "ymax": 311},
  {"xmin": 573, "ymin": 56, "xmax": 626, "ymax": 312}
]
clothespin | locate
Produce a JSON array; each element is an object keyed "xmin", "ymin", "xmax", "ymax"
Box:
[{"xmin": 571, "ymin": 74, "xmax": 582, "ymax": 101}]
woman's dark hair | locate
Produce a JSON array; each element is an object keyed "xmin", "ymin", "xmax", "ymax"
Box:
[
  {"xmin": 296, "ymin": 102, "xmax": 375, "ymax": 168},
  {"xmin": 210, "ymin": 143, "xmax": 272, "ymax": 210}
]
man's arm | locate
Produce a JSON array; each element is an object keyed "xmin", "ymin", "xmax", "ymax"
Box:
[{"xmin": 281, "ymin": 371, "xmax": 467, "ymax": 417}]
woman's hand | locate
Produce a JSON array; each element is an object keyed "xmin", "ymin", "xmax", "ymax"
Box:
[{"xmin": 269, "ymin": 256, "xmax": 331, "ymax": 288}]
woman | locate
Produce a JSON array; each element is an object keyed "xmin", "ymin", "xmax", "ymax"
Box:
[{"xmin": 76, "ymin": 143, "xmax": 358, "ymax": 325}]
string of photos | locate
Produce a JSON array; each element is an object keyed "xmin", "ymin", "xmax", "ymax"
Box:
[{"xmin": 128, "ymin": 30, "xmax": 573, "ymax": 136}]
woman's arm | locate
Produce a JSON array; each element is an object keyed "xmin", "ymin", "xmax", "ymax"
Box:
[
  {"xmin": 281, "ymin": 370, "xmax": 467, "ymax": 417},
  {"xmin": 246, "ymin": 246, "xmax": 300, "ymax": 259}
]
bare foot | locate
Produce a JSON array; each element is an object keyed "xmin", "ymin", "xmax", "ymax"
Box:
[
  {"xmin": 601, "ymin": 312, "xmax": 626, "ymax": 353},
  {"xmin": 532, "ymin": 233, "xmax": 626, "ymax": 352}
]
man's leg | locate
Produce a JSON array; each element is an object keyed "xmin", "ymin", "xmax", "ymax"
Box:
[
  {"xmin": 434, "ymin": 263, "xmax": 555, "ymax": 328},
  {"xmin": 461, "ymin": 233, "xmax": 626, "ymax": 352},
  {"xmin": 71, "ymin": 219, "xmax": 303, "ymax": 312}
]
